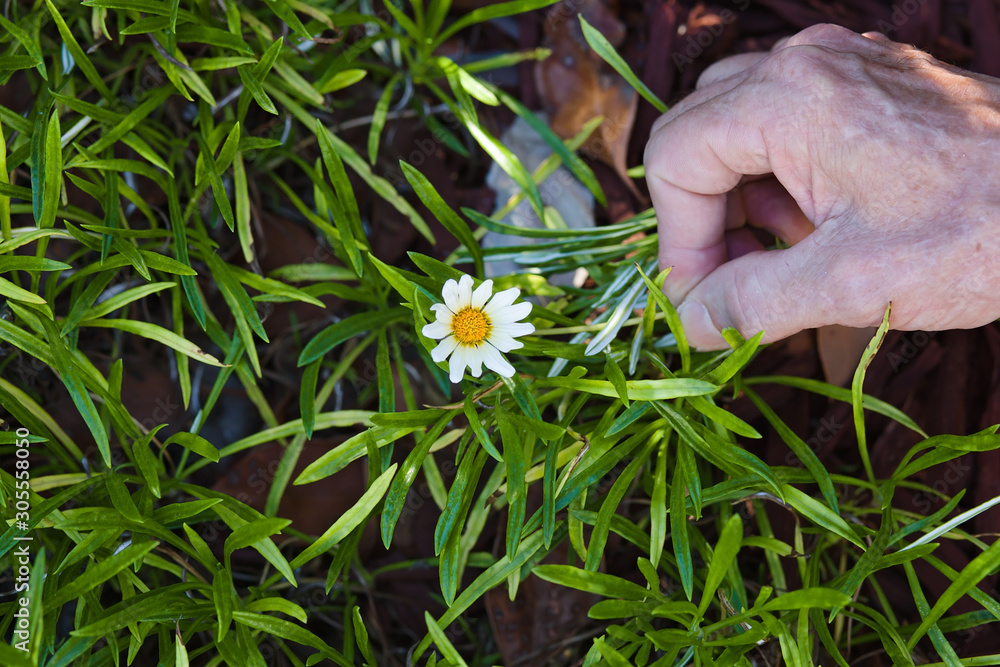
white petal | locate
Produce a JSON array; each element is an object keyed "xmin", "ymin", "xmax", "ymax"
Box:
[
  {"xmin": 470, "ymin": 279, "xmax": 494, "ymax": 309},
  {"xmin": 483, "ymin": 287, "xmax": 520, "ymax": 316},
  {"xmin": 456, "ymin": 275, "xmax": 474, "ymax": 309},
  {"xmin": 441, "ymin": 279, "xmax": 462, "ymax": 312},
  {"xmin": 465, "ymin": 345, "xmax": 484, "ymax": 377},
  {"xmin": 430, "ymin": 303, "xmax": 454, "ymax": 321},
  {"xmin": 431, "ymin": 336, "xmax": 458, "ymax": 363},
  {"xmin": 492, "ymin": 322, "xmax": 534, "ymax": 338},
  {"xmin": 487, "ymin": 331, "xmax": 523, "ymax": 353},
  {"xmin": 422, "ymin": 320, "xmax": 452, "ymax": 339},
  {"xmin": 490, "ymin": 301, "xmax": 532, "ymax": 324},
  {"xmin": 481, "ymin": 344, "xmax": 515, "ymax": 377},
  {"xmin": 448, "ymin": 346, "xmax": 468, "ymax": 383}
]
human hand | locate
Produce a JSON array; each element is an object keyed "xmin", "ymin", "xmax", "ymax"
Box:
[{"xmin": 644, "ymin": 24, "xmax": 1000, "ymax": 350}]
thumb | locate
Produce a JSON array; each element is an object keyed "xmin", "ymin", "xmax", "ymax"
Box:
[{"xmin": 674, "ymin": 245, "xmax": 839, "ymax": 350}]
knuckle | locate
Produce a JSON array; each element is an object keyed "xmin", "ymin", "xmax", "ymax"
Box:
[
  {"xmin": 783, "ymin": 23, "xmax": 857, "ymax": 48},
  {"xmin": 762, "ymin": 43, "xmax": 834, "ymax": 82}
]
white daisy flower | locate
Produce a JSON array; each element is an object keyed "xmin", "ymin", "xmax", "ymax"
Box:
[{"xmin": 422, "ymin": 275, "xmax": 535, "ymax": 384}]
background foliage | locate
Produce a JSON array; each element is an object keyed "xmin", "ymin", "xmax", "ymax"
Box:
[{"xmin": 2, "ymin": 0, "xmax": 1000, "ymax": 665}]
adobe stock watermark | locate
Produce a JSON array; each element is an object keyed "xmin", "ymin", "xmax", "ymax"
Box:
[
  {"xmin": 12, "ymin": 427, "xmax": 34, "ymax": 653},
  {"xmin": 673, "ymin": 0, "xmax": 750, "ymax": 72},
  {"xmin": 886, "ymin": 330, "xmax": 937, "ymax": 373},
  {"xmin": 910, "ymin": 456, "xmax": 972, "ymax": 515},
  {"xmin": 872, "ymin": 0, "xmax": 929, "ymax": 36},
  {"xmin": 783, "ymin": 414, "xmax": 844, "ymax": 467}
]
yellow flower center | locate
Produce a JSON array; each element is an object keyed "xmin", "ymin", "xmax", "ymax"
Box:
[{"xmin": 451, "ymin": 307, "xmax": 491, "ymax": 346}]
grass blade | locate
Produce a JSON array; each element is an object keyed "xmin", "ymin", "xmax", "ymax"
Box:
[
  {"xmin": 853, "ymin": 303, "xmax": 892, "ymax": 485},
  {"xmin": 579, "ymin": 16, "xmax": 667, "ymax": 113}
]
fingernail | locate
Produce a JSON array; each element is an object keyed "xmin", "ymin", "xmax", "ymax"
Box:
[{"xmin": 677, "ymin": 301, "xmax": 728, "ymax": 350}]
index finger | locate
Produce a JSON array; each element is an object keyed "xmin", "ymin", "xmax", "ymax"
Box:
[{"xmin": 644, "ymin": 85, "xmax": 776, "ymax": 303}]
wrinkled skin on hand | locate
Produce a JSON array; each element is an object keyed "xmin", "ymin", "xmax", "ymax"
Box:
[{"xmin": 645, "ymin": 24, "xmax": 1000, "ymax": 350}]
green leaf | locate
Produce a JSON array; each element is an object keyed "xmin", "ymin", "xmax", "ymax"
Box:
[
  {"xmin": 86, "ymin": 87, "xmax": 175, "ymax": 156},
  {"xmin": 686, "ymin": 394, "xmax": 760, "ymax": 438},
  {"xmin": 233, "ymin": 150, "xmax": 254, "ymax": 263},
  {"xmin": 232, "ymin": 611, "xmax": 351, "ymax": 666},
  {"xmin": 434, "ymin": 444, "xmax": 485, "ymax": 557},
  {"xmin": 593, "ymin": 638, "xmax": 632, "ymax": 667},
  {"xmin": 497, "ymin": 405, "xmax": 527, "ymax": 559},
  {"xmin": 318, "ymin": 68, "xmax": 368, "ymax": 94},
  {"xmin": 369, "ymin": 73, "xmax": 401, "ymax": 164},
  {"xmin": 636, "ymin": 264, "xmax": 689, "ymax": 372},
  {"xmin": 532, "ymin": 564, "xmax": 652, "ymax": 600},
  {"xmin": 604, "ymin": 352, "xmax": 629, "ymax": 407},
  {"xmin": 0, "ymin": 123, "xmax": 9, "ymax": 241},
  {"xmin": 205, "ymin": 251, "xmax": 267, "ymax": 375},
  {"xmin": 237, "ymin": 65, "xmax": 278, "ymax": 114},
  {"xmin": 832, "ymin": 509, "xmax": 893, "ymax": 619},
  {"xmin": 0, "ymin": 276, "xmax": 46, "ymax": 304},
  {"xmin": 270, "ymin": 263, "xmax": 357, "ymax": 282},
  {"xmin": 463, "ymin": 396, "xmax": 502, "ymax": 461},
  {"xmin": 291, "ymin": 464, "xmax": 397, "ymax": 567},
  {"xmin": 38, "ymin": 110, "xmax": 62, "ymax": 229},
  {"xmin": 742, "ymin": 383, "xmax": 838, "ymax": 513},
  {"xmin": 650, "ymin": 439, "xmax": 668, "ymax": 566},
  {"xmin": 78, "ymin": 282, "xmax": 175, "ymax": 322},
  {"xmin": 69, "ymin": 583, "xmax": 200, "ymax": 636},
  {"xmin": 44, "ymin": 541, "xmax": 157, "ymax": 613},
  {"xmin": 213, "ymin": 564, "xmax": 236, "ymax": 642},
  {"xmin": 579, "ymin": 16, "xmax": 667, "ymax": 113},
  {"xmin": 0, "ymin": 55, "xmax": 41, "ymax": 71},
  {"xmin": 0, "ymin": 13, "xmax": 44, "ymax": 81},
  {"xmin": 289, "ymin": 424, "xmax": 412, "ymax": 485},
  {"xmin": 654, "ymin": 402, "xmax": 782, "ymax": 499},
  {"xmin": 165, "ymin": 432, "xmax": 220, "ymax": 462},
  {"xmin": 131, "ymin": 426, "xmax": 165, "ymax": 499},
  {"xmin": 499, "ymin": 91, "xmax": 606, "ymax": 207},
  {"xmin": 224, "ymin": 517, "xmax": 291, "ymax": 561},
  {"xmin": 300, "ymin": 359, "xmax": 321, "ymax": 439},
  {"xmin": 316, "ymin": 121, "xmax": 365, "ymax": 276},
  {"xmin": 435, "ymin": 0, "xmax": 558, "ymax": 45},
  {"xmin": 196, "ymin": 134, "xmax": 235, "ymax": 231},
  {"xmin": 539, "ymin": 376, "xmax": 716, "ymax": 400},
  {"xmin": 105, "ymin": 473, "xmax": 142, "ymax": 521},
  {"xmin": 586, "ymin": 439, "xmax": 654, "ymax": 572},
  {"xmin": 708, "ymin": 331, "xmax": 763, "ymax": 384},
  {"xmin": 465, "ymin": 120, "xmax": 544, "ymax": 219},
  {"xmin": 251, "ymin": 36, "xmax": 283, "ymax": 80},
  {"xmin": 381, "ymin": 412, "xmax": 453, "ymax": 546},
  {"xmin": 761, "ymin": 588, "xmax": 852, "ymax": 612},
  {"xmin": 903, "ymin": 561, "xmax": 963, "ymax": 667},
  {"xmin": 354, "ymin": 607, "xmax": 376, "ymax": 666},
  {"xmin": 744, "ymin": 375, "xmax": 926, "ymax": 437},
  {"xmin": 854, "ymin": 303, "xmax": 892, "ymax": 485},
  {"xmin": 414, "ymin": 530, "xmax": 544, "ymax": 659},
  {"xmin": 699, "ymin": 513, "xmax": 743, "ymax": 615},
  {"xmin": 39, "ymin": 318, "xmax": 109, "ymax": 465},
  {"xmin": 78, "ymin": 319, "xmax": 225, "ymax": 366},
  {"xmin": 376, "ymin": 330, "xmax": 394, "ymax": 415},
  {"xmin": 2, "ymin": 251, "xmax": 66, "ymax": 276},
  {"xmin": 401, "ymin": 161, "xmax": 484, "ymax": 276},
  {"xmin": 672, "ymin": 457, "xmax": 694, "ymax": 600},
  {"xmin": 780, "ymin": 484, "xmax": 864, "ymax": 548},
  {"xmin": 424, "ymin": 612, "xmax": 469, "ymax": 667},
  {"xmin": 230, "ymin": 265, "xmax": 325, "ymax": 307},
  {"xmin": 299, "ymin": 307, "xmax": 408, "ymax": 366},
  {"xmin": 247, "ymin": 597, "xmax": 309, "ymax": 623}
]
